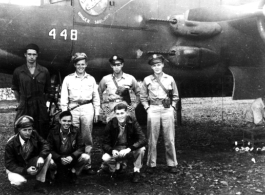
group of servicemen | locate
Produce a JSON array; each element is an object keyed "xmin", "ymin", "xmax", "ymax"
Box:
[{"xmin": 4, "ymin": 43, "xmax": 179, "ymax": 193}]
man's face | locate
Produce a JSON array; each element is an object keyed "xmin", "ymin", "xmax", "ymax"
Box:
[
  {"xmin": 59, "ymin": 115, "xmax": 72, "ymax": 131},
  {"xmin": 151, "ymin": 63, "xmax": 164, "ymax": 74},
  {"xmin": 24, "ymin": 49, "xmax": 38, "ymax": 64},
  {"xmin": 74, "ymin": 59, "xmax": 87, "ymax": 74},
  {"xmin": 111, "ymin": 62, "xmax": 123, "ymax": 74},
  {"xmin": 19, "ymin": 126, "xmax": 33, "ymax": 140},
  {"xmin": 115, "ymin": 109, "xmax": 127, "ymax": 123}
]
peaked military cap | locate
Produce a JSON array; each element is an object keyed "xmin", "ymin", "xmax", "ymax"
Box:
[
  {"xmin": 109, "ymin": 55, "xmax": 124, "ymax": 65},
  {"xmin": 15, "ymin": 115, "xmax": 34, "ymax": 129},
  {"xmin": 25, "ymin": 43, "xmax": 39, "ymax": 53},
  {"xmin": 71, "ymin": 52, "xmax": 88, "ymax": 63},
  {"xmin": 148, "ymin": 54, "xmax": 165, "ymax": 65}
]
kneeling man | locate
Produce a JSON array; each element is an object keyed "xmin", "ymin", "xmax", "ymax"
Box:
[
  {"xmin": 101, "ymin": 103, "xmax": 147, "ymax": 183},
  {"xmin": 47, "ymin": 111, "xmax": 89, "ymax": 183},
  {"xmin": 5, "ymin": 115, "xmax": 55, "ymax": 192}
]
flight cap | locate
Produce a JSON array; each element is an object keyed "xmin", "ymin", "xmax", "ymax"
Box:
[
  {"xmin": 148, "ymin": 54, "xmax": 165, "ymax": 65},
  {"xmin": 72, "ymin": 52, "xmax": 88, "ymax": 64},
  {"xmin": 25, "ymin": 43, "xmax": 39, "ymax": 53},
  {"xmin": 109, "ymin": 55, "xmax": 124, "ymax": 65},
  {"xmin": 15, "ymin": 115, "xmax": 34, "ymax": 129}
]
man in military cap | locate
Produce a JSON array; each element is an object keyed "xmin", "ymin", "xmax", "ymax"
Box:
[
  {"xmin": 61, "ymin": 52, "xmax": 100, "ymax": 175},
  {"xmin": 47, "ymin": 111, "xmax": 90, "ymax": 184},
  {"xmin": 5, "ymin": 115, "xmax": 56, "ymax": 192},
  {"xmin": 12, "ymin": 43, "xmax": 51, "ymax": 139},
  {"xmin": 98, "ymin": 55, "xmax": 140, "ymax": 123},
  {"xmin": 140, "ymin": 54, "xmax": 179, "ymax": 174}
]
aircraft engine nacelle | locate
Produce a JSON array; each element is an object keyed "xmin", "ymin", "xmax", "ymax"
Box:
[
  {"xmin": 168, "ymin": 46, "xmax": 219, "ymax": 68},
  {"xmin": 169, "ymin": 15, "xmax": 222, "ymax": 37}
]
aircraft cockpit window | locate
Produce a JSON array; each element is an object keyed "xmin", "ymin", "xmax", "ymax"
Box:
[{"xmin": 0, "ymin": 0, "xmax": 41, "ymax": 6}]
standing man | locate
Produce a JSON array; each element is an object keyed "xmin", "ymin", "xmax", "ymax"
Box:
[
  {"xmin": 140, "ymin": 54, "xmax": 179, "ymax": 174},
  {"xmin": 12, "ymin": 43, "xmax": 51, "ymax": 139},
  {"xmin": 98, "ymin": 55, "xmax": 140, "ymax": 123},
  {"xmin": 245, "ymin": 97, "xmax": 265, "ymax": 127},
  {"xmin": 100, "ymin": 103, "xmax": 147, "ymax": 183},
  {"xmin": 47, "ymin": 111, "xmax": 90, "ymax": 184},
  {"xmin": 5, "ymin": 115, "xmax": 56, "ymax": 193},
  {"xmin": 61, "ymin": 52, "xmax": 100, "ymax": 175}
]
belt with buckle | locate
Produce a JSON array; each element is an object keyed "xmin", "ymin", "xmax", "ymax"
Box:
[
  {"xmin": 109, "ymin": 99, "xmax": 122, "ymax": 103},
  {"xmin": 150, "ymin": 100, "xmax": 163, "ymax": 105}
]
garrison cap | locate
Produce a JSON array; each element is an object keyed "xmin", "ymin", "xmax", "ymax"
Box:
[
  {"xmin": 109, "ymin": 55, "xmax": 124, "ymax": 65},
  {"xmin": 15, "ymin": 115, "xmax": 34, "ymax": 129},
  {"xmin": 148, "ymin": 54, "xmax": 165, "ymax": 65},
  {"xmin": 25, "ymin": 43, "xmax": 39, "ymax": 53},
  {"xmin": 71, "ymin": 52, "xmax": 88, "ymax": 64}
]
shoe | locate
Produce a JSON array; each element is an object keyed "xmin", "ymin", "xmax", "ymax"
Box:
[
  {"xmin": 116, "ymin": 164, "xmax": 127, "ymax": 174},
  {"xmin": 110, "ymin": 172, "xmax": 117, "ymax": 179},
  {"xmin": 168, "ymin": 166, "xmax": 178, "ymax": 173},
  {"xmin": 84, "ymin": 168, "xmax": 97, "ymax": 175},
  {"xmin": 132, "ymin": 172, "xmax": 141, "ymax": 183},
  {"xmin": 146, "ymin": 167, "xmax": 156, "ymax": 174},
  {"xmin": 34, "ymin": 181, "xmax": 48, "ymax": 194}
]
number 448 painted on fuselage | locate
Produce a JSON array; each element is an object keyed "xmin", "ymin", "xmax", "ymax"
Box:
[{"xmin": 49, "ymin": 29, "xmax": 78, "ymax": 40}]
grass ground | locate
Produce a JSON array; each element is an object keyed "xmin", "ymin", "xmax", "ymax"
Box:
[{"xmin": 2, "ymin": 97, "xmax": 265, "ymax": 195}]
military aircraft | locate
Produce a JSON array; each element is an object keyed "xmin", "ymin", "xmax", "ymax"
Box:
[{"xmin": 0, "ymin": 0, "xmax": 264, "ymax": 123}]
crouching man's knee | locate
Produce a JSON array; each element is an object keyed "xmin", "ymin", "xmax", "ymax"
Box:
[
  {"xmin": 6, "ymin": 169, "xmax": 27, "ymax": 190},
  {"xmin": 78, "ymin": 153, "xmax": 90, "ymax": 164},
  {"xmin": 136, "ymin": 147, "xmax": 146, "ymax": 154}
]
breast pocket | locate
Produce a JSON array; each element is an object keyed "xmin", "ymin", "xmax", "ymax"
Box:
[
  {"xmin": 36, "ymin": 79, "xmax": 45, "ymax": 92},
  {"xmin": 82, "ymin": 84, "xmax": 93, "ymax": 97}
]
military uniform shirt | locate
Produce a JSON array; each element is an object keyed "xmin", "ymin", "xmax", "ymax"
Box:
[
  {"xmin": 98, "ymin": 73, "xmax": 140, "ymax": 104},
  {"xmin": 61, "ymin": 72, "xmax": 100, "ymax": 115},
  {"xmin": 140, "ymin": 73, "xmax": 179, "ymax": 110}
]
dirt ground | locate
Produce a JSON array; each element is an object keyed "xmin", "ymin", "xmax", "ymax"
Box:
[{"xmin": 1, "ymin": 97, "xmax": 265, "ymax": 195}]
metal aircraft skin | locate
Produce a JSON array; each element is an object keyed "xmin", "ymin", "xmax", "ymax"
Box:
[{"xmin": 0, "ymin": 0, "xmax": 264, "ymax": 99}]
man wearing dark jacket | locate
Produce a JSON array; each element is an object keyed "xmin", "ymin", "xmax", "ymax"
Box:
[
  {"xmin": 5, "ymin": 115, "xmax": 55, "ymax": 193},
  {"xmin": 12, "ymin": 44, "xmax": 51, "ymax": 139},
  {"xmin": 47, "ymin": 111, "xmax": 89, "ymax": 183},
  {"xmin": 100, "ymin": 103, "xmax": 147, "ymax": 183}
]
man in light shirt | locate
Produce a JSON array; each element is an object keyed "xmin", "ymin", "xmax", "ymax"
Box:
[
  {"xmin": 140, "ymin": 54, "xmax": 179, "ymax": 174},
  {"xmin": 245, "ymin": 97, "xmax": 265, "ymax": 127},
  {"xmin": 98, "ymin": 55, "xmax": 140, "ymax": 123},
  {"xmin": 60, "ymin": 52, "xmax": 100, "ymax": 175}
]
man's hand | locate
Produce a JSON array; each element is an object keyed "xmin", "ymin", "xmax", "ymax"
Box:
[
  {"xmin": 36, "ymin": 157, "xmax": 44, "ymax": 168},
  {"xmin": 119, "ymin": 148, "xmax": 131, "ymax": 157},
  {"xmin": 78, "ymin": 153, "xmax": 90, "ymax": 162},
  {"xmin": 112, "ymin": 150, "xmax": 119, "ymax": 158},
  {"xmin": 61, "ymin": 156, "xmax": 73, "ymax": 165},
  {"xmin": 27, "ymin": 166, "xmax": 38, "ymax": 175},
  {"xmin": 94, "ymin": 115, "xmax": 99, "ymax": 123}
]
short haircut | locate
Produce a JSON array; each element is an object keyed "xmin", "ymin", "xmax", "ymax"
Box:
[
  {"xmin": 59, "ymin": 111, "xmax": 72, "ymax": 120},
  {"xmin": 114, "ymin": 103, "xmax": 128, "ymax": 112}
]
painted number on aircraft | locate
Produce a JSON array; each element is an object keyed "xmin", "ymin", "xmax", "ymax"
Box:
[{"xmin": 49, "ymin": 29, "xmax": 78, "ymax": 41}]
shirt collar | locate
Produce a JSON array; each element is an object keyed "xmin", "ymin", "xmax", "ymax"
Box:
[
  {"xmin": 60, "ymin": 128, "xmax": 71, "ymax": 135},
  {"xmin": 151, "ymin": 72, "xmax": 166, "ymax": 80},
  {"xmin": 74, "ymin": 72, "xmax": 89, "ymax": 78},
  {"xmin": 113, "ymin": 72, "xmax": 126, "ymax": 79},
  {"xmin": 19, "ymin": 135, "xmax": 25, "ymax": 146}
]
